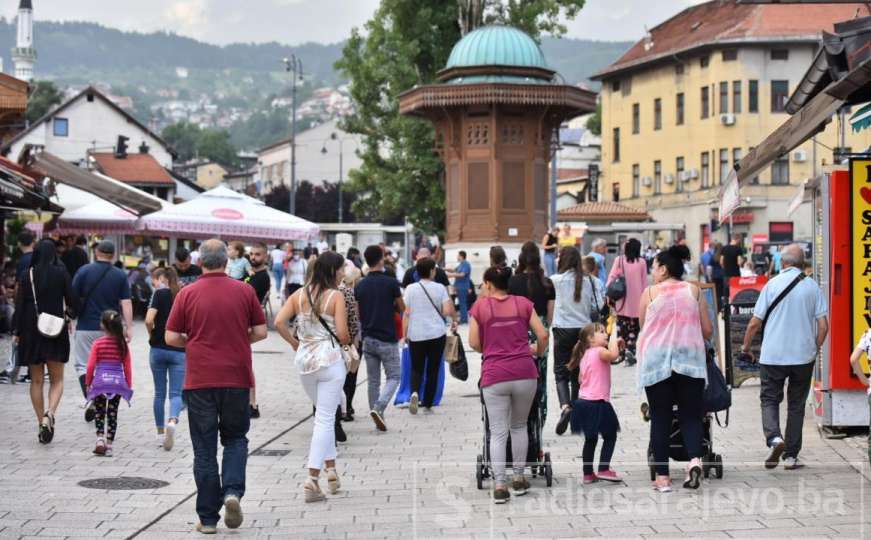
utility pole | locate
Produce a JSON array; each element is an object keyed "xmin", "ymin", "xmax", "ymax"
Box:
[{"xmin": 283, "ymin": 55, "xmax": 303, "ymax": 215}]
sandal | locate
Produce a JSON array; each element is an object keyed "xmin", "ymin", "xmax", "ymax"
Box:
[
  {"xmin": 38, "ymin": 412, "xmax": 54, "ymax": 444},
  {"xmin": 304, "ymin": 477, "xmax": 326, "ymax": 503},
  {"xmin": 326, "ymin": 467, "xmax": 340, "ymax": 494}
]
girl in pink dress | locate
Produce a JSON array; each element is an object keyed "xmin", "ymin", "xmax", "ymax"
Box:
[{"xmin": 567, "ymin": 322, "xmax": 622, "ymax": 484}]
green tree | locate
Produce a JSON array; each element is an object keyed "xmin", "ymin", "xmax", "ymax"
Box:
[
  {"xmin": 337, "ymin": 0, "xmax": 585, "ymax": 234},
  {"xmin": 586, "ymin": 103, "xmax": 601, "ymax": 136},
  {"xmin": 196, "ymin": 129, "xmax": 238, "ymax": 167},
  {"xmin": 161, "ymin": 121, "xmax": 201, "ymax": 162},
  {"xmin": 26, "ymin": 80, "xmax": 63, "ymax": 123}
]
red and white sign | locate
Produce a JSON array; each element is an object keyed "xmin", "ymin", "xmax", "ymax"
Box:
[{"xmin": 751, "ymin": 234, "xmax": 768, "ymax": 245}]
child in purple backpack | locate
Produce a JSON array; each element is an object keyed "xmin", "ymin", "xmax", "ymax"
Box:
[{"xmin": 85, "ymin": 310, "xmax": 133, "ymax": 457}]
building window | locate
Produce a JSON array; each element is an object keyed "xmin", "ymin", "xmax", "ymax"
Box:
[
  {"xmin": 53, "ymin": 118, "xmax": 69, "ymax": 137},
  {"xmin": 612, "ymin": 127, "xmax": 620, "ymax": 162},
  {"xmin": 732, "ymin": 147, "xmax": 742, "ymax": 169},
  {"xmin": 654, "ymin": 98, "xmax": 662, "ymax": 130},
  {"xmin": 701, "ymin": 151, "xmax": 710, "ymax": 189},
  {"xmin": 675, "ymin": 63, "xmax": 685, "ymax": 76},
  {"xmin": 654, "ymin": 160, "xmax": 662, "ymax": 194},
  {"xmin": 749, "ymin": 80, "xmax": 759, "ymax": 113},
  {"xmin": 621, "ymin": 77, "xmax": 632, "ymax": 96},
  {"xmin": 676, "ymin": 156, "xmax": 685, "ymax": 193},
  {"xmin": 771, "ymin": 155, "xmax": 790, "ymax": 184},
  {"xmin": 722, "ymin": 49, "xmax": 738, "ymax": 62},
  {"xmin": 632, "ymin": 103, "xmax": 640, "ymax": 134},
  {"xmin": 612, "ymin": 182, "xmax": 620, "ymax": 202},
  {"xmin": 676, "ymin": 93, "xmax": 684, "ymax": 125},
  {"xmin": 701, "ymin": 87, "xmax": 709, "ymax": 119},
  {"xmin": 731, "ymin": 81, "xmax": 742, "ymax": 114},
  {"xmin": 771, "ymin": 49, "xmax": 789, "ymax": 61},
  {"xmin": 748, "ymin": 146, "xmax": 759, "ymax": 184},
  {"xmin": 611, "ymin": 80, "xmax": 620, "ymax": 93},
  {"xmin": 771, "ymin": 80, "xmax": 789, "ymax": 113},
  {"xmin": 632, "ymin": 164, "xmax": 640, "ymax": 197},
  {"xmin": 719, "ymin": 81, "xmax": 729, "ymax": 114},
  {"xmin": 719, "ymin": 148, "xmax": 730, "ymax": 185},
  {"xmin": 700, "ymin": 55, "xmax": 710, "ymax": 68}
]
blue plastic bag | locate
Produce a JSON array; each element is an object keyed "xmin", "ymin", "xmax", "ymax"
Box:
[{"xmin": 393, "ymin": 345, "xmax": 445, "ymax": 406}]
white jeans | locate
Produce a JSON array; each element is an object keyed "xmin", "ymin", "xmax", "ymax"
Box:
[{"xmin": 300, "ymin": 360, "xmax": 347, "ymax": 470}]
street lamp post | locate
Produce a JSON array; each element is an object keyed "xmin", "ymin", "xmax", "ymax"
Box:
[
  {"xmin": 321, "ymin": 132, "xmax": 354, "ymax": 223},
  {"xmin": 282, "ymin": 55, "xmax": 303, "ymax": 215}
]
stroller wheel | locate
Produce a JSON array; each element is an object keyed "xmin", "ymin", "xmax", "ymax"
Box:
[
  {"xmin": 476, "ymin": 454, "xmax": 484, "ymax": 490},
  {"xmin": 713, "ymin": 454, "xmax": 724, "ymax": 479},
  {"xmin": 544, "ymin": 452, "xmax": 553, "ymax": 487}
]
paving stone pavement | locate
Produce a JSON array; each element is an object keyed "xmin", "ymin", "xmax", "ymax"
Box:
[{"xmin": 0, "ymin": 307, "xmax": 868, "ymax": 539}]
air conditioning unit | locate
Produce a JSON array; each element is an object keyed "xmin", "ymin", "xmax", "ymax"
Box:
[
  {"xmin": 793, "ymin": 149, "xmax": 808, "ymax": 162},
  {"xmin": 642, "ymin": 176, "xmax": 653, "ymax": 187},
  {"xmin": 689, "ymin": 168, "xmax": 700, "ymax": 179},
  {"xmin": 664, "ymin": 174, "xmax": 675, "ymax": 184},
  {"xmin": 720, "ymin": 113, "xmax": 736, "ymax": 126}
]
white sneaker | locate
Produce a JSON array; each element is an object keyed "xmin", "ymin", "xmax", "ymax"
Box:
[
  {"xmin": 156, "ymin": 434, "xmax": 165, "ymax": 448},
  {"xmin": 783, "ymin": 457, "xmax": 805, "ymax": 470},
  {"xmin": 163, "ymin": 421, "xmax": 176, "ymax": 451},
  {"xmin": 409, "ymin": 392, "xmax": 419, "ymax": 415},
  {"xmin": 765, "ymin": 437, "xmax": 785, "ymax": 469}
]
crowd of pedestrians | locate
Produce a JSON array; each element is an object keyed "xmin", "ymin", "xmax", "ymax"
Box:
[{"xmin": 0, "ymin": 225, "xmax": 856, "ymax": 533}]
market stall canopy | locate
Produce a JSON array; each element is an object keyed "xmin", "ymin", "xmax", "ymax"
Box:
[
  {"xmin": 0, "ymin": 155, "xmax": 62, "ymax": 213},
  {"xmin": 56, "ymin": 198, "xmax": 139, "ymax": 236},
  {"xmin": 23, "ymin": 149, "xmax": 164, "ymax": 215},
  {"xmin": 139, "ymin": 186, "xmax": 319, "ymax": 242}
]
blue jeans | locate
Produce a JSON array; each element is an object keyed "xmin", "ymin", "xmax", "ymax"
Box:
[
  {"xmin": 150, "ymin": 347, "xmax": 186, "ymax": 429},
  {"xmin": 456, "ymin": 284, "xmax": 469, "ymax": 323},
  {"xmin": 271, "ymin": 264, "xmax": 284, "ymax": 292},
  {"xmin": 184, "ymin": 388, "xmax": 250, "ymax": 527},
  {"xmin": 544, "ymin": 251, "xmax": 556, "ymax": 277}
]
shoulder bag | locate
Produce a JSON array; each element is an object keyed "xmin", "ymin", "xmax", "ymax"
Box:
[
  {"xmin": 703, "ymin": 348, "xmax": 732, "ymax": 416},
  {"xmin": 760, "ymin": 272, "xmax": 806, "ymax": 342},
  {"xmin": 30, "ymin": 268, "xmax": 65, "ymax": 338},
  {"xmin": 417, "ymin": 282, "xmax": 458, "ymax": 362},
  {"xmin": 305, "ymin": 287, "xmax": 360, "ymax": 373},
  {"xmin": 588, "ymin": 275, "xmax": 610, "ymax": 323},
  {"xmin": 606, "ymin": 256, "xmax": 627, "ymax": 302}
]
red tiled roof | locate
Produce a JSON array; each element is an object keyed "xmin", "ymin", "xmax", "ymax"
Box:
[
  {"xmin": 558, "ymin": 201, "xmax": 651, "ymax": 222},
  {"xmin": 594, "ymin": 1, "xmax": 870, "ymax": 79},
  {"xmin": 556, "ymin": 167, "xmax": 588, "ymax": 181},
  {"xmin": 91, "ymin": 152, "xmax": 174, "ymax": 186}
]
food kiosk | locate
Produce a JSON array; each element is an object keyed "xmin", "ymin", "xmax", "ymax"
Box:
[{"xmin": 811, "ymin": 162, "xmax": 870, "ymax": 428}]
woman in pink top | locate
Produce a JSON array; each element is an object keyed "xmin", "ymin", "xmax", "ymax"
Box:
[
  {"xmin": 607, "ymin": 238, "xmax": 648, "ymax": 366},
  {"xmin": 636, "ymin": 245, "xmax": 713, "ymax": 493},
  {"xmin": 567, "ymin": 322, "xmax": 622, "ymax": 484},
  {"xmin": 469, "ymin": 266, "xmax": 548, "ymax": 505}
]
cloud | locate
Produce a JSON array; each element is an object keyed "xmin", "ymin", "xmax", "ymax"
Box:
[{"xmin": 163, "ymin": 0, "xmax": 209, "ymax": 35}]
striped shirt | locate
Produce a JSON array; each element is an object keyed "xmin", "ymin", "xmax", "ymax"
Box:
[{"xmin": 85, "ymin": 336, "xmax": 133, "ymax": 388}]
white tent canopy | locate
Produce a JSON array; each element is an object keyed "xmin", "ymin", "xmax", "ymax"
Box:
[
  {"xmin": 57, "ymin": 198, "xmax": 140, "ymax": 235},
  {"xmin": 139, "ymin": 186, "xmax": 319, "ymax": 242}
]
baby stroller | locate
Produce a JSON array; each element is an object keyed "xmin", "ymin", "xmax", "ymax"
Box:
[
  {"xmin": 646, "ymin": 409, "xmax": 724, "ymax": 481},
  {"xmin": 476, "ymin": 352, "xmax": 553, "ymax": 489}
]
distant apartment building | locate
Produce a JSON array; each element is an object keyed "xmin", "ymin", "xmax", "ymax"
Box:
[
  {"xmin": 554, "ymin": 114, "xmax": 601, "ymax": 210},
  {"xmin": 593, "ymin": 0, "xmax": 871, "ymax": 254}
]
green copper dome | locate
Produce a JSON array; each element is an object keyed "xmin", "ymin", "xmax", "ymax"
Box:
[{"xmin": 446, "ymin": 25, "xmax": 549, "ymax": 71}]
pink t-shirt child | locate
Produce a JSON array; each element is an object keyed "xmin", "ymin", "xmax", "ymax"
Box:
[{"xmin": 578, "ymin": 346, "xmax": 611, "ymax": 401}]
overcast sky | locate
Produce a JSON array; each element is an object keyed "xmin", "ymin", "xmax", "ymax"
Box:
[{"xmin": 12, "ymin": 0, "xmax": 704, "ymax": 45}]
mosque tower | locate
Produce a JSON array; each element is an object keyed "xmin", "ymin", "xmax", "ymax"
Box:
[{"xmin": 11, "ymin": 0, "xmax": 36, "ymax": 81}]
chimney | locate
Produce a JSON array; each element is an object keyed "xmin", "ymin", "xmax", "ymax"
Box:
[
  {"xmin": 115, "ymin": 135, "xmax": 129, "ymax": 159},
  {"xmin": 139, "ymin": 140, "xmax": 150, "ymax": 154}
]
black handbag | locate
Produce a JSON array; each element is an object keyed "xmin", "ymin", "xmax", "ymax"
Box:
[
  {"xmin": 703, "ymin": 349, "xmax": 731, "ymax": 414},
  {"xmin": 449, "ymin": 333, "xmax": 469, "ymax": 381},
  {"xmin": 606, "ymin": 256, "xmax": 627, "ymax": 302}
]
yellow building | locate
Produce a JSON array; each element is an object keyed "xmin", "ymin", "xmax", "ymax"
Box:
[{"xmin": 593, "ymin": 0, "xmax": 871, "ymax": 256}]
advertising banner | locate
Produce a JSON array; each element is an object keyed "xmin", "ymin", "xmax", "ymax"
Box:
[
  {"xmin": 726, "ymin": 275, "xmax": 768, "ymax": 387},
  {"xmin": 850, "ymin": 159, "xmax": 871, "ymax": 378}
]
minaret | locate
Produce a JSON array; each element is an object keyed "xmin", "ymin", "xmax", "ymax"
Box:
[{"xmin": 11, "ymin": 0, "xmax": 36, "ymax": 81}]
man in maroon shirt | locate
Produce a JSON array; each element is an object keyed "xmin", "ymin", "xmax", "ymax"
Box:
[{"xmin": 166, "ymin": 239, "xmax": 267, "ymax": 534}]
